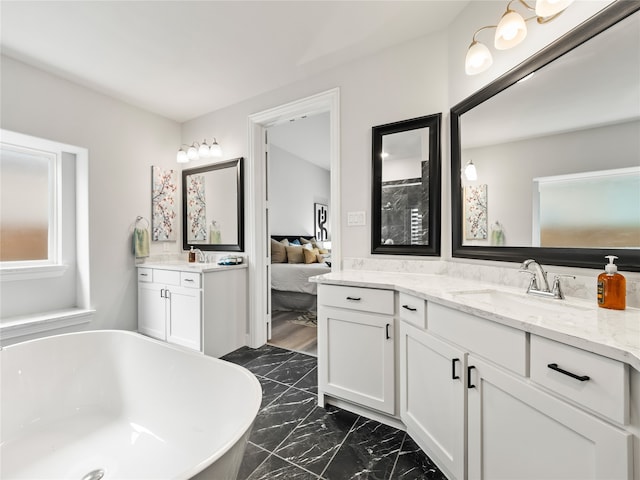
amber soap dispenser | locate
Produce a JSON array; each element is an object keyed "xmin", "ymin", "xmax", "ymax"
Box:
[{"xmin": 597, "ymin": 255, "xmax": 626, "ymax": 310}]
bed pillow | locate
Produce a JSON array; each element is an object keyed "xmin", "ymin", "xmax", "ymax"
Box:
[
  {"xmin": 286, "ymin": 245, "xmax": 305, "ymax": 263},
  {"xmin": 271, "ymin": 238, "xmax": 287, "ymax": 263},
  {"xmin": 290, "ymin": 239, "xmax": 301, "ymax": 246},
  {"xmin": 303, "ymin": 247, "xmax": 320, "ymax": 264},
  {"xmin": 280, "ymin": 238, "xmax": 290, "ymax": 246},
  {"xmin": 300, "ymin": 237, "xmax": 317, "ymax": 246}
]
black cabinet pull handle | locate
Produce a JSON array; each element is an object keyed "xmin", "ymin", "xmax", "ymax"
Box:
[
  {"xmin": 402, "ymin": 305, "xmax": 417, "ymax": 312},
  {"xmin": 547, "ymin": 363, "xmax": 590, "ymax": 382},
  {"xmin": 452, "ymin": 358, "xmax": 460, "ymax": 380},
  {"xmin": 467, "ymin": 366, "xmax": 476, "ymax": 388},
  {"xmin": 346, "ymin": 296, "xmax": 361, "ymax": 301},
  {"xmin": 385, "ymin": 323, "xmax": 391, "ymax": 339}
]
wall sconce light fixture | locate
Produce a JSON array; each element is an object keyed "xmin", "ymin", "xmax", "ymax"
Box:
[
  {"xmin": 464, "ymin": 160, "xmax": 478, "ymax": 181},
  {"xmin": 176, "ymin": 138, "xmax": 222, "ymax": 163},
  {"xmin": 465, "ymin": 0, "xmax": 574, "ymax": 75}
]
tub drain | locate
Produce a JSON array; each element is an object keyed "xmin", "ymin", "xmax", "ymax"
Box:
[{"xmin": 82, "ymin": 469, "xmax": 105, "ymax": 480}]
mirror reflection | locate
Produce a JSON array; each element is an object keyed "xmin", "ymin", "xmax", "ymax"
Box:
[
  {"xmin": 372, "ymin": 114, "xmax": 441, "ymax": 255},
  {"xmin": 451, "ymin": 2, "xmax": 640, "ymax": 270},
  {"xmin": 182, "ymin": 158, "xmax": 244, "ymax": 252}
]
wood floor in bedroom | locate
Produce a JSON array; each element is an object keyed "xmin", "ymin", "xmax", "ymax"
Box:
[{"xmin": 268, "ymin": 310, "xmax": 317, "ymax": 356}]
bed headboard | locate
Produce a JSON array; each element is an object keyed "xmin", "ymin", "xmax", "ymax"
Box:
[{"xmin": 271, "ymin": 235, "xmax": 315, "ymax": 243}]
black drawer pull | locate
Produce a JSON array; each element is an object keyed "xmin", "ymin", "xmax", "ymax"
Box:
[
  {"xmin": 184, "ymin": 278, "xmax": 194, "ymax": 282},
  {"xmin": 346, "ymin": 296, "xmax": 361, "ymax": 301},
  {"xmin": 452, "ymin": 358, "xmax": 460, "ymax": 380},
  {"xmin": 547, "ymin": 363, "xmax": 590, "ymax": 382},
  {"xmin": 467, "ymin": 366, "xmax": 476, "ymax": 389},
  {"xmin": 385, "ymin": 323, "xmax": 391, "ymax": 339},
  {"xmin": 402, "ymin": 305, "xmax": 417, "ymax": 312}
]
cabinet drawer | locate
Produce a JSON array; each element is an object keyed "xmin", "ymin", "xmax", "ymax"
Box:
[
  {"xmin": 138, "ymin": 268, "xmax": 153, "ymax": 283},
  {"xmin": 398, "ymin": 292, "xmax": 426, "ymax": 329},
  {"xmin": 530, "ymin": 335, "xmax": 628, "ymax": 424},
  {"xmin": 428, "ymin": 302, "xmax": 527, "ymax": 376},
  {"xmin": 180, "ymin": 271, "xmax": 201, "ymax": 288},
  {"xmin": 319, "ymin": 284, "xmax": 394, "ymax": 315},
  {"xmin": 152, "ymin": 269, "xmax": 180, "ymax": 286}
]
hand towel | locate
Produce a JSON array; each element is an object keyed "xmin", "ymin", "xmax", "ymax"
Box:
[{"xmin": 133, "ymin": 227, "xmax": 150, "ymax": 258}]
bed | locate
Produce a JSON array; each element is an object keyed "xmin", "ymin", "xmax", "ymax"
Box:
[{"xmin": 270, "ymin": 235, "xmax": 331, "ymax": 312}]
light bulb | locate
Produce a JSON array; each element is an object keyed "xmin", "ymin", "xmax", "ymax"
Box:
[
  {"xmin": 465, "ymin": 41, "xmax": 493, "ymax": 75},
  {"xmin": 177, "ymin": 148, "xmax": 189, "ymax": 163},
  {"xmin": 464, "ymin": 161, "xmax": 478, "ymax": 181},
  {"xmin": 495, "ymin": 10, "xmax": 527, "ymax": 50},
  {"xmin": 187, "ymin": 145, "xmax": 199, "ymax": 160},
  {"xmin": 535, "ymin": 0, "xmax": 574, "ymax": 18},
  {"xmin": 210, "ymin": 139, "xmax": 222, "ymax": 158},
  {"xmin": 198, "ymin": 141, "xmax": 211, "ymax": 158}
]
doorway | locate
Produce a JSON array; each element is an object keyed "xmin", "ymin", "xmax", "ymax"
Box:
[
  {"xmin": 246, "ymin": 89, "xmax": 340, "ymax": 350},
  {"xmin": 266, "ymin": 113, "xmax": 331, "ymax": 355}
]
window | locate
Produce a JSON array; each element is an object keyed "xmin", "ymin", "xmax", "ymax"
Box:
[
  {"xmin": 1, "ymin": 143, "xmax": 59, "ymax": 265},
  {"xmin": 0, "ymin": 129, "xmax": 92, "ymax": 341}
]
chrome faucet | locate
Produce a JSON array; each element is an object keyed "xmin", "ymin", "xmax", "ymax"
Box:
[
  {"xmin": 519, "ymin": 259, "xmax": 575, "ymax": 299},
  {"xmin": 193, "ymin": 248, "xmax": 205, "ymax": 263}
]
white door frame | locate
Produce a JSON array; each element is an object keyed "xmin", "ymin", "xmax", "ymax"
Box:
[{"xmin": 247, "ymin": 88, "xmax": 341, "ymax": 348}]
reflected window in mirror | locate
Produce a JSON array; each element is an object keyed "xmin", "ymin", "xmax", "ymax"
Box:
[
  {"xmin": 182, "ymin": 157, "xmax": 244, "ymax": 252},
  {"xmin": 372, "ymin": 114, "xmax": 441, "ymax": 255},
  {"xmin": 451, "ymin": 2, "xmax": 640, "ymax": 271}
]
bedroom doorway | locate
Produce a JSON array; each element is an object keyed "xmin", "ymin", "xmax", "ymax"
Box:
[
  {"xmin": 266, "ymin": 113, "xmax": 332, "ymax": 356},
  {"xmin": 247, "ymin": 88, "xmax": 340, "ymax": 352}
]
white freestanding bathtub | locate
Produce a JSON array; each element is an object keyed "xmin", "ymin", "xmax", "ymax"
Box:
[{"xmin": 1, "ymin": 330, "xmax": 261, "ymax": 479}]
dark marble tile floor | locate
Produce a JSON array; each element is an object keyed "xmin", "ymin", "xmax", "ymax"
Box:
[{"xmin": 221, "ymin": 344, "xmax": 448, "ymax": 480}]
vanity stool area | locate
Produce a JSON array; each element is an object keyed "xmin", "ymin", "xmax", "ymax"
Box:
[
  {"xmin": 314, "ymin": 272, "xmax": 639, "ymax": 480},
  {"xmin": 137, "ymin": 263, "xmax": 247, "ymax": 358}
]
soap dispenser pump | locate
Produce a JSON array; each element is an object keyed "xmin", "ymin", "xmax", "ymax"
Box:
[
  {"xmin": 188, "ymin": 246, "xmax": 196, "ymax": 263},
  {"xmin": 597, "ymin": 255, "xmax": 626, "ymax": 310}
]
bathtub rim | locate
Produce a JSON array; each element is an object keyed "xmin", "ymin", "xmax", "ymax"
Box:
[{"xmin": 2, "ymin": 329, "xmax": 263, "ymax": 480}]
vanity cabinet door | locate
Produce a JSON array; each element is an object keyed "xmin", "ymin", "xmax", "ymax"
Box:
[
  {"xmin": 399, "ymin": 322, "xmax": 466, "ymax": 480},
  {"xmin": 318, "ymin": 306, "xmax": 395, "ymax": 414},
  {"xmin": 167, "ymin": 285, "xmax": 202, "ymax": 351},
  {"xmin": 467, "ymin": 355, "xmax": 632, "ymax": 480},
  {"xmin": 138, "ymin": 282, "xmax": 167, "ymax": 341}
]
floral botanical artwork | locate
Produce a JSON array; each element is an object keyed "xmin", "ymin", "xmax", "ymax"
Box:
[
  {"xmin": 187, "ymin": 174, "xmax": 207, "ymax": 241},
  {"xmin": 151, "ymin": 166, "xmax": 178, "ymax": 241},
  {"xmin": 464, "ymin": 184, "xmax": 488, "ymax": 240}
]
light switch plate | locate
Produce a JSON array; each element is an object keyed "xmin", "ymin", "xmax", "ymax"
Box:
[{"xmin": 347, "ymin": 211, "xmax": 366, "ymax": 226}]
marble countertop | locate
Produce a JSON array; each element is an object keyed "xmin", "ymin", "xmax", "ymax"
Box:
[
  {"xmin": 138, "ymin": 261, "xmax": 248, "ymax": 273},
  {"xmin": 311, "ymin": 270, "xmax": 640, "ymax": 371}
]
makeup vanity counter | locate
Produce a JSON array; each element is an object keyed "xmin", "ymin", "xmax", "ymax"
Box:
[
  {"xmin": 137, "ymin": 262, "xmax": 247, "ymax": 357},
  {"xmin": 312, "ymin": 270, "xmax": 639, "ymax": 480}
]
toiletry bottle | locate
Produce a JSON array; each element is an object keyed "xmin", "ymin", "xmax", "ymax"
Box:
[
  {"xmin": 597, "ymin": 255, "xmax": 626, "ymax": 310},
  {"xmin": 188, "ymin": 246, "xmax": 196, "ymax": 263}
]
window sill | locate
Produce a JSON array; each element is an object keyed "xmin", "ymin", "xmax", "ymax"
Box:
[
  {"xmin": 1, "ymin": 308, "xmax": 94, "ymax": 341},
  {"xmin": 0, "ymin": 264, "xmax": 69, "ymax": 282}
]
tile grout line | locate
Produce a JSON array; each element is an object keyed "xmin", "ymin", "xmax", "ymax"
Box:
[
  {"xmin": 388, "ymin": 431, "xmax": 408, "ymax": 479},
  {"xmin": 318, "ymin": 413, "xmax": 363, "ymax": 479}
]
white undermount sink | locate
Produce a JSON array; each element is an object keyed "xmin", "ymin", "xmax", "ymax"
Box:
[{"xmin": 451, "ymin": 289, "xmax": 591, "ymax": 316}]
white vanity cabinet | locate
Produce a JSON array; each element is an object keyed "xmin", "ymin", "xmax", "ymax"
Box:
[
  {"xmin": 138, "ymin": 268, "xmax": 202, "ymax": 351},
  {"xmin": 467, "ymin": 354, "xmax": 631, "ymax": 480},
  {"xmin": 318, "ymin": 284, "xmax": 396, "ymax": 415},
  {"xmin": 419, "ymin": 302, "xmax": 631, "ymax": 480},
  {"xmin": 137, "ymin": 264, "xmax": 247, "ymax": 356},
  {"xmin": 399, "ymin": 321, "xmax": 466, "ymax": 480}
]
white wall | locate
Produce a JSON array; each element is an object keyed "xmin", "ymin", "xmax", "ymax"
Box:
[
  {"xmin": 181, "ymin": 30, "xmax": 449, "ymax": 259},
  {"xmin": 269, "ymin": 145, "xmax": 330, "ymax": 236},
  {"xmin": 1, "ymin": 55, "xmax": 181, "ymax": 335}
]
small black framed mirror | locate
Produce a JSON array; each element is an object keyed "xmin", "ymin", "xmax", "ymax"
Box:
[
  {"xmin": 182, "ymin": 157, "xmax": 244, "ymax": 252},
  {"xmin": 372, "ymin": 114, "xmax": 442, "ymax": 256}
]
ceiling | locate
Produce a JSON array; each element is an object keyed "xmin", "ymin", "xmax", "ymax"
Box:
[
  {"xmin": 268, "ymin": 112, "xmax": 330, "ymax": 170},
  {"xmin": 1, "ymin": 1, "xmax": 468, "ymax": 123}
]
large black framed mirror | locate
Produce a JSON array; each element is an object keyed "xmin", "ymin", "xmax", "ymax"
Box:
[
  {"xmin": 182, "ymin": 157, "xmax": 244, "ymax": 252},
  {"xmin": 372, "ymin": 114, "xmax": 441, "ymax": 255},
  {"xmin": 451, "ymin": 1, "xmax": 640, "ymax": 271}
]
